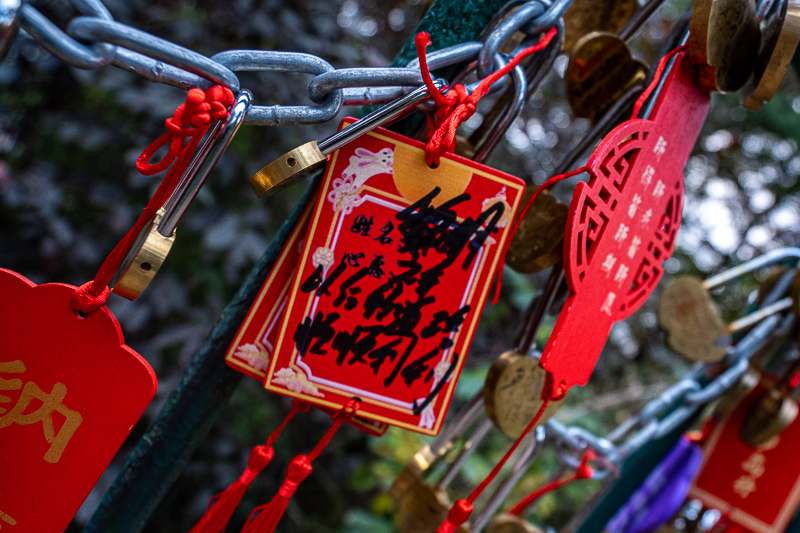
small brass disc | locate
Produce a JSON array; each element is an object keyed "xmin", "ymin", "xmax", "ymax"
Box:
[
  {"xmin": 658, "ymin": 276, "xmax": 730, "ymax": 362},
  {"xmin": 506, "ymin": 188, "xmax": 569, "ymax": 274},
  {"xmin": 565, "ymin": 32, "xmax": 648, "ymax": 122},
  {"xmin": 562, "ymin": 0, "xmax": 638, "ymax": 51},
  {"xmin": 742, "ymin": 0, "xmax": 800, "ymax": 109},
  {"xmin": 483, "ymin": 350, "xmax": 563, "ymax": 438},
  {"xmin": 487, "ymin": 514, "xmax": 544, "ymax": 533}
]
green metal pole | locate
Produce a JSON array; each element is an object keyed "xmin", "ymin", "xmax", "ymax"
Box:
[{"xmin": 84, "ymin": 1, "xmax": 505, "ymax": 531}]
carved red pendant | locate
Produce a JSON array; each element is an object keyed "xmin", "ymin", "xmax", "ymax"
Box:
[
  {"xmin": 262, "ymin": 120, "xmax": 524, "ymax": 434},
  {"xmin": 0, "ymin": 269, "xmax": 157, "ymax": 533},
  {"xmin": 540, "ymin": 51, "xmax": 711, "ymax": 395},
  {"xmin": 690, "ymin": 380, "xmax": 800, "ymax": 533}
]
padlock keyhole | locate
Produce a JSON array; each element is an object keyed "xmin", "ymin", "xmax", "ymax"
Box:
[
  {"xmin": 140, "ymin": 262, "xmax": 152, "ymax": 272},
  {"xmin": 286, "ymin": 157, "xmax": 297, "ymax": 167}
]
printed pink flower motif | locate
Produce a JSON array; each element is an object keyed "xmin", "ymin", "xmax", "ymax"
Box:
[
  {"xmin": 327, "ymin": 176, "xmax": 366, "ymax": 214},
  {"xmin": 234, "ymin": 343, "xmax": 270, "ymax": 372},
  {"xmin": 312, "ymin": 246, "xmax": 334, "ymax": 269},
  {"xmin": 273, "ymin": 367, "xmax": 324, "ymax": 397}
]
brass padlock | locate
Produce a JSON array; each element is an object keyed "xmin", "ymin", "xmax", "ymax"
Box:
[
  {"xmin": 505, "ymin": 189, "xmax": 569, "ymax": 274},
  {"xmin": 741, "ymin": 0, "xmax": 800, "ymax": 109},
  {"xmin": 707, "ymin": 0, "xmax": 761, "ymax": 92},
  {"xmin": 394, "ymin": 418, "xmax": 493, "ymax": 533},
  {"xmin": 250, "ymin": 81, "xmax": 444, "ymax": 197},
  {"xmin": 713, "ymin": 367, "xmax": 761, "ymax": 419},
  {"xmin": 741, "ymin": 363, "xmax": 800, "ymax": 446},
  {"xmin": 562, "ymin": 0, "xmax": 638, "ymax": 51},
  {"xmin": 396, "ymin": 483, "xmax": 471, "ymax": 533},
  {"xmin": 565, "ymin": 32, "xmax": 647, "ymax": 122},
  {"xmin": 659, "ymin": 248, "xmax": 800, "ymax": 362},
  {"xmin": 483, "ymin": 350, "xmax": 563, "ymax": 438},
  {"xmin": 112, "ymin": 90, "xmax": 251, "ymax": 300}
]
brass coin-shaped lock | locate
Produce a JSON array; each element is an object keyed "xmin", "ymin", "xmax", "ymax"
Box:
[
  {"xmin": 562, "ymin": 0, "xmax": 638, "ymax": 51},
  {"xmin": 395, "ymin": 484, "xmax": 470, "ymax": 533},
  {"xmin": 483, "ymin": 350, "xmax": 563, "ymax": 438},
  {"xmin": 658, "ymin": 276, "xmax": 730, "ymax": 362},
  {"xmin": 487, "ymin": 513, "xmax": 544, "ymax": 533},
  {"xmin": 565, "ymin": 32, "xmax": 648, "ymax": 122},
  {"xmin": 740, "ymin": 388, "xmax": 799, "ymax": 446},
  {"xmin": 713, "ymin": 368, "xmax": 760, "ymax": 419},
  {"xmin": 707, "ymin": 0, "xmax": 761, "ymax": 91},
  {"xmin": 742, "ymin": 0, "xmax": 800, "ymax": 109},
  {"xmin": 506, "ymin": 188, "xmax": 569, "ymax": 274},
  {"xmin": 250, "ymin": 140, "xmax": 327, "ymax": 198},
  {"xmin": 111, "ymin": 209, "xmax": 175, "ymax": 301}
]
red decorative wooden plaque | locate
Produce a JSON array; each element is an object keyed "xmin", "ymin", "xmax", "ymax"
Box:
[
  {"xmin": 0, "ymin": 269, "xmax": 157, "ymax": 533},
  {"xmin": 540, "ymin": 51, "xmax": 711, "ymax": 395},
  {"xmin": 263, "ymin": 120, "xmax": 524, "ymax": 434},
  {"xmin": 689, "ymin": 380, "xmax": 800, "ymax": 533}
]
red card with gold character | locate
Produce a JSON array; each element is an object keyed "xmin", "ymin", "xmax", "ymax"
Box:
[
  {"xmin": 0, "ymin": 269, "xmax": 157, "ymax": 533},
  {"xmin": 264, "ymin": 121, "xmax": 524, "ymax": 434},
  {"xmin": 689, "ymin": 379, "xmax": 800, "ymax": 533}
]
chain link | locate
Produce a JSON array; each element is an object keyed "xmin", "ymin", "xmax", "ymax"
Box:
[{"xmin": 8, "ymin": 0, "xmax": 565, "ymax": 126}]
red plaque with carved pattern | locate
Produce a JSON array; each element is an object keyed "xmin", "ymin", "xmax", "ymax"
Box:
[
  {"xmin": 690, "ymin": 380, "xmax": 800, "ymax": 533},
  {"xmin": 0, "ymin": 269, "xmax": 157, "ymax": 533},
  {"xmin": 263, "ymin": 121, "xmax": 524, "ymax": 434},
  {"xmin": 540, "ymin": 51, "xmax": 710, "ymax": 396}
]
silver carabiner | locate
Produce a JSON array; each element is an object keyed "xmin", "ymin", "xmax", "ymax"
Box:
[{"xmin": 111, "ymin": 90, "xmax": 251, "ymax": 300}]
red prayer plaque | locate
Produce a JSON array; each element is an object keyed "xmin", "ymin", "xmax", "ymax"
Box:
[
  {"xmin": 540, "ymin": 51, "xmax": 711, "ymax": 395},
  {"xmin": 226, "ymin": 189, "xmax": 389, "ymax": 437},
  {"xmin": 0, "ymin": 269, "xmax": 157, "ymax": 533},
  {"xmin": 689, "ymin": 379, "xmax": 800, "ymax": 533},
  {"xmin": 263, "ymin": 120, "xmax": 524, "ymax": 434}
]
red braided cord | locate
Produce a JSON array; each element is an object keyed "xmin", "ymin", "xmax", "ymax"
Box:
[
  {"xmin": 507, "ymin": 450, "xmax": 595, "ymax": 516},
  {"xmin": 308, "ymin": 398, "xmax": 360, "ymax": 461},
  {"xmin": 415, "ymin": 28, "xmax": 557, "ymax": 168},
  {"xmin": 437, "ymin": 396, "xmax": 552, "ymax": 531},
  {"xmin": 71, "ymin": 86, "xmax": 234, "ymax": 314}
]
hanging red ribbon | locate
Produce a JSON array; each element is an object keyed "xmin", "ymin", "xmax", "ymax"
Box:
[
  {"xmin": 70, "ymin": 85, "xmax": 235, "ymax": 314},
  {"xmin": 437, "ymin": 396, "xmax": 552, "ymax": 532},
  {"xmin": 240, "ymin": 398, "xmax": 360, "ymax": 533},
  {"xmin": 188, "ymin": 401, "xmax": 309, "ymax": 533}
]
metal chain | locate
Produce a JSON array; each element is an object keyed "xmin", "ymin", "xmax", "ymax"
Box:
[{"xmin": 9, "ymin": 0, "xmax": 566, "ymax": 125}]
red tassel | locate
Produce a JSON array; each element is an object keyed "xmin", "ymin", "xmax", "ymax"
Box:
[
  {"xmin": 188, "ymin": 401, "xmax": 307, "ymax": 533},
  {"xmin": 189, "ymin": 446, "xmax": 274, "ymax": 533},
  {"xmin": 240, "ymin": 455, "xmax": 313, "ymax": 533},
  {"xmin": 239, "ymin": 398, "xmax": 360, "ymax": 533}
]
